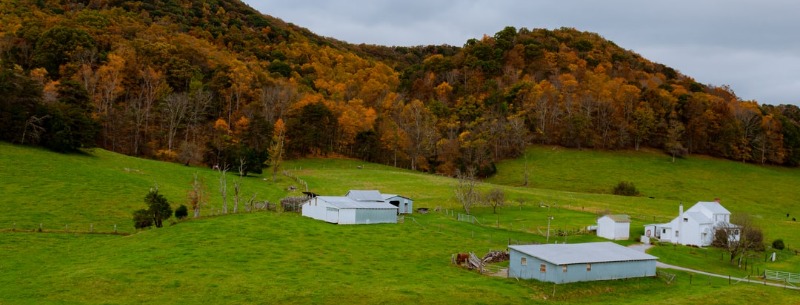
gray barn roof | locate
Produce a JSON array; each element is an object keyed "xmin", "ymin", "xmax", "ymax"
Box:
[
  {"xmin": 509, "ymin": 242, "xmax": 657, "ymax": 265},
  {"xmin": 381, "ymin": 194, "xmax": 412, "ymax": 201},
  {"xmin": 315, "ymin": 196, "xmax": 398, "ymax": 210},
  {"xmin": 346, "ymin": 190, "xmax": 385, "ymax": 202},
  {"xmin": 599, "ymin": 214, "xmax": 630, "ymax": 223}
]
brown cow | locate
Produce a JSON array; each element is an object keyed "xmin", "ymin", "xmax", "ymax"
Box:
[{"xmin": 455, "ymin": 253, "xmax": 469, "ymax": 266}]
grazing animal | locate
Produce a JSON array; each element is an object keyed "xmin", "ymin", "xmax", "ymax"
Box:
[{"xmin": 455, "ymin": 253, "xmax": 470, "ymax": 266}]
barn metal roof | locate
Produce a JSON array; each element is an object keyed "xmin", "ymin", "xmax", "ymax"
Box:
[
  {"xmin": 315, "ymin": 196, "xmax": 398, "ymax": 210},
  {"xmin": 381, "ymin": 194, "xmax": 412, "ymax": 201},
  {"xmin": 509, "ymin": 242, "xmax": 657, "ymax": 265},
  {"xmin": 599, "ymin": 214, "xmax": 630, "ymax": 223},
  {"xmin": 346, "ymin": 190, "xmax": 385, "ymax": 202}
]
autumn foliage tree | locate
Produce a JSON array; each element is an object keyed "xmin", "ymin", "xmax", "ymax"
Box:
[{"xmin": 1, "ymin": 2, "xmax": 799, "ymax": 175}]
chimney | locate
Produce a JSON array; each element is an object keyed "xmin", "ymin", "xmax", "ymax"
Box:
[
  {"xmin": 679, "ymin": 203, "xmax": 684, "ymax": 216},
  {"xmin": 714, "ymin": 198, "xmax": 721, "ymax": 203}
]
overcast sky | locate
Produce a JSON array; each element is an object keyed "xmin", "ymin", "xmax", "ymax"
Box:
[{"xmin": 244, "ymin": 1, "xmax": 800, "ymax": 106}]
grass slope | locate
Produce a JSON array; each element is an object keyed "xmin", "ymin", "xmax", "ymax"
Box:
[
  {"xmin": 2, "ymin": 143, "xmax": 799, "ymax": 304},
  {"xmin": 487, "ymin": 146, "xmax": 800, "ymax": 247},
  {"xmin": 2, "ymin": 212, "xmax": 798, "ymax": 304},
  {"xmin": 0, "ymin": 142, "xmax": 296, "ymax": 233}
]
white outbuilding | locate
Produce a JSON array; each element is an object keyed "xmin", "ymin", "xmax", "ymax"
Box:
[
  {"xmin": 509, "ymin": 242, "xmax": 657, "ymax": 283},
  {"xmin": 301, "ymin": 190, "xmax": 400, "ymax": 224},
  {"xmin": 382, "ymin": 194, "xmax": 413, "ymax": 214},
  {"xmin": 597, "ymin": 214, "xmax": 631, "ymax": 240}
]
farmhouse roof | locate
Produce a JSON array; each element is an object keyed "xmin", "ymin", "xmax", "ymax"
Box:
[
  {"xmin": 509, "ymin": 242, "xmax": 657, "ymax": 265},
  {"xmin": 685, "ymin": 212, "xmax": 713, "ymax": 224},
  {"xmin": 600, "ymin": 214, "xmax": 630, "ymax": 223},
  {"xmin": 691, "ymin": 201, "xmax": 731, "ymax": 215},
  {"xmin": 346, "ymin": 190, "xmax": 385, "ymax": 202},
  {"xmin": 316, "ymin": 196, "xmax": 398, "ymax": 210}
]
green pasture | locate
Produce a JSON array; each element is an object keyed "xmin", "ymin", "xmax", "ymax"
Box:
[
  {"xmin": 0, "ymin": 142, "xmax": 296, "ymax": 233},
  {"xmin": 487, "ymin": 146, "xmax": 800, "ymax": 247},
  {"xmin": 650, "ymin": 243, "xmax": 800, "ymax": 279},
  {"xmin": 1, "ymin": 212, "xmax": 798, "ymax": 305},
  {"xmin": 2, "ymin": 142, "xmax": 800, "ymax": 304}
]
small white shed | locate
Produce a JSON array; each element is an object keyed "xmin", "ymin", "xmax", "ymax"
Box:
[
  {"xmin": 382, "ymin": 194, "xmax": 413, "ymax": 214},
  {"xmin": 597, "ymin": 214, "xmax": 630, "ymax": 240}
]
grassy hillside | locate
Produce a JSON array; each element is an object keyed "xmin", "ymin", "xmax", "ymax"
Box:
[
  {"xmin": 2, "ymin": 212, "xmax": 798, "ymax": 305},
  {"xmin": 2, "ymin": 143, "xmax": 800, "ymax": 304},
  {"xmin": 0, "ymin": 142, "xmax": 297, "ymax": 233},
  {"xmin": 487, "ymin": 146, "xmax": 800, "ymax": 247}
]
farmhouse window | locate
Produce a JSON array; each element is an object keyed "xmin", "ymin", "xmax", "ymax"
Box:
[
  {"xmin": 675, "ymin": 230, "xmax": 679, "ymax": 237},
  {"xmin": 586, "ymin": 263, "xmax": 592, "ymax": 271},
  {"xmin": 662, "ymin": 229, "xmax": 666, "ymax": 234},
  {"xmin": 521, "ymin": 257, "xmax": 527, "ymax": 266},
  {"xmin": 683, "ymin": 218, "xmax": 688, "ymax": 222},
  {"xmin": 540, "ymin": 264, "xmax": 546, "ymax": 273},
  {"xmin": 562, "ymin": 265, "xmax": 568, "ymax": 272}
]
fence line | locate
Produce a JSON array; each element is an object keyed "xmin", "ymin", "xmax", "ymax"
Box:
[
  {"xmin": 282, "ymin": 170, "xmax": 308, "ymax": 192},
  {"xmin": 1, "ymin": 222, "xmax": 128, "ymax": 235},
  {"xmin": 765, "ymin": 269, "xmax": 800, "ymax": 284}
]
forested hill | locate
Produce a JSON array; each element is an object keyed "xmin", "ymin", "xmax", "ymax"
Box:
[{"xmin": 2, "ymin": 0, "xmax": 799, "ymax": 176}]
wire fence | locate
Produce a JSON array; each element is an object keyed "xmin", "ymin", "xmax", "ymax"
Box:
[{"xmin": 1, "ymin": 222, "xmax": 129, "ymax": 235}]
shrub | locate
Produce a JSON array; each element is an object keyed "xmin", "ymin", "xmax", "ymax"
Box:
[
  {"xmin": 133, "ymin": 209, "xmax": 153, "ymax": 229},
  {"xmin": 175, "ymin": 204, "xmax": 188, "ymax": 219},
  {"xmin": 773, "ymin": 239, "xmax": 785, "ymax": 250},
  {"xmin": 613, "ymin": 181, "xmax": 639, "ymax": 196}
]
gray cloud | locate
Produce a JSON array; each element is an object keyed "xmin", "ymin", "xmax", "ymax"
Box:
[{"xmin": 248, "ymin": 0, "xmax": 800, "ymax": 105}]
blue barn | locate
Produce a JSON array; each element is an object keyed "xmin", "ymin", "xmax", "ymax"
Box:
[{"xmin": 508, "ymin": 242, "xmax": 657, "ymax": 283}]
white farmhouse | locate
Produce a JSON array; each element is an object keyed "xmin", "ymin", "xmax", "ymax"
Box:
[
  {"xmin": 644, "ymin": 200, "xmax": 739, "ymax": 247},
  {"xmin": 596, "ymin": 214, "xmax": 630, "ymax": 240}
]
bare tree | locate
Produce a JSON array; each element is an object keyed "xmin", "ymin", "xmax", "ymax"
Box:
[
  {"xmin": 185, "ymin": 86, "xmax": 212, "ymax": 145},
  {"xmin": 187, "ymin": 173, "xmax": 207, "ymax": 218},
  {"xmin": 268, "ymin": 119, "xmax": 286, "ymax": 182},
  {"xmin": 712, "ymin": 214, "xmax": 764, "ymax": 265},
  {"xmin": 260, "ymin": 83, "xmax": 297, "ymax": 124},
  {"xmin": 21, "ymin": 114, "xmax": 49, "ymax": 145},
  {"xmin": 161, "ymin": 92, "xmax": 189, "ymax": 151},
  {"xmin": 218, "ymin": 166, "xmax": 229, "ymax": 214},
  {"xmin": 233, "ymin": 157, "xmax": 247, "ymax": 213},
  {"xmin": 484, "ymin": 187, "xmax": 506, "ymax": 214},
  {"xmin": 232, "ymin": 180, "xmax": 240, "ymax": 214},
  {"xmin": 454, "ymin": 167, "xmax": 480, "ymax": 215}
]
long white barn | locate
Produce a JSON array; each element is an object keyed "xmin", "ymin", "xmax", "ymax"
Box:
[{"xmin": 301, "ymin": 190, "xmax": 400, "ymax": 225}]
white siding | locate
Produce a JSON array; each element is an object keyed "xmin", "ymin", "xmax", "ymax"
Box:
[
  {"xmin": 302, "ymin": 198, "xmax": 330, "ymax": 222},
  {"xmin": 597, "ymin": 216, "xmax": 629, "ymax": 240}
]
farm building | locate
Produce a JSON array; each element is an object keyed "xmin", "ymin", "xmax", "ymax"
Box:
[
  {"xmin": 301, "ymin": 190, "xmax": 401, "ymax": 224},
  {"xmin": 644, "ymin": 200, "xmax": 739, "ymax": 247},
  {"xmin": 382, "ymin": 194, "xmax": 413, "ymax": 214},
  {"xmin": 508, "ymin": 242, "xmax": 657, "ymax": 283},
  {"xmin": 597, "ymin": 214, "xmax": 630, "ymax": 240}
]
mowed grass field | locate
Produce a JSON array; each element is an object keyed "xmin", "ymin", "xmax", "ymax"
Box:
[
  {"xmin": 2, "ymin": 212, "xmax": 798, "ymax": 304},
  {"xmin": 1, "ymin": 142, "xmax": 800, "ymax": 304},
  {"xmin": 487, "ymin": 146, "xmax": 800, "ymax": 248}
]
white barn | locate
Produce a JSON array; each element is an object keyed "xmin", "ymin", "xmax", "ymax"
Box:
[
  {"xmin": 644, "ymin": 200, "xmax": 739, "ymax": 247},
  {"xmin": 597, "ymin": 215, "xmax": 630, "ymax": 240},
  {"xmin": 382, "ymin": 194, "xmax": 413, "ymax": 214},
  {"xmin": 301, "ymin": 190, "xmax": 400, "ymax": 224}
]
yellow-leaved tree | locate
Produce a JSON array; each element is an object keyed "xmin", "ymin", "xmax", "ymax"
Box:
[{"xmin": 268, "ymin": 118, "xmax": 286, "ymax": 182}]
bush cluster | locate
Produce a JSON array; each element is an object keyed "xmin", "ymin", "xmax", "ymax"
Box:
[{"xmin": 613, "ymin": 181, "xmax": 639, "ymax": 196}]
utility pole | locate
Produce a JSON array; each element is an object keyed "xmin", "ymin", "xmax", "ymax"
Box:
[{"xmin": 546, "ymin": 216, "xmax": 554, "ymax": 243}]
